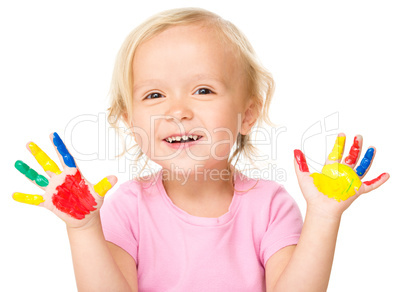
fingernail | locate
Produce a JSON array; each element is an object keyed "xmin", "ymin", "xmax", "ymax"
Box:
[
  {"xmin": 294, "ymin": 149, "xmax": 309, "ymax": 172},
  {"xmin": 53, "ymin": 132, "xmax": 76, "ymax": 168},
  {"xmin": 345, "ymin": 136, "xmax": 360, "ymax": 165}
]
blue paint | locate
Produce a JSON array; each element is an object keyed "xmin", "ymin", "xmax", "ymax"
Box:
[
  {"xmin": 53, "ymin": 132, "xmax": 76, "ymax": 168},
  {"xmin": 356, "ymin": 148, "xmax": 374, "ymax": 176}
]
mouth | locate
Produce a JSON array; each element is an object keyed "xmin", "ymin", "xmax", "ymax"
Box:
[{"xmin": 163, "ymin": 134, "xmax": 203, "ymax": 144}]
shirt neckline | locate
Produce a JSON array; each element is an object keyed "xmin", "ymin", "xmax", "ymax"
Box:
[{"xmin": 155, "ymin": 169, "xmax": 251, "ymax": 227}]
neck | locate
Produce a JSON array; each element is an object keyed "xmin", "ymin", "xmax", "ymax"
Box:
[{"xmin": 161, "ymin": 163, "xmax": 237, "ymax": 214}]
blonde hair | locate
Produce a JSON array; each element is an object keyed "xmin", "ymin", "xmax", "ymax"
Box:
[{"xmin": 107, "ymin": 7, "xmax": 276, "ymax": 181}]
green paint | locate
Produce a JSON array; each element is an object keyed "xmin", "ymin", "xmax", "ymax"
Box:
[
  {"xmin": 26, "ymin": 168, "xmax": 38, "ymax": 180},
  {"xmin": 15, "ymin": 160, "xmax": 29, "ymax": 173},
  {"xmin": 35, "ymin": 175, "xmax": 49, "ymax": 187},
  {"xmin": 14, "ymin": 160, "xmax": 49, "ymax": 187},
  {"xmin": 345, "ymin": 179, "xmax": 354, "ymax": 194}
]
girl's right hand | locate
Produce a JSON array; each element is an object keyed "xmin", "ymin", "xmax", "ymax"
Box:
[{"xmin": 12, "ymin": 132, "xmax": 117, "ymax": 229}]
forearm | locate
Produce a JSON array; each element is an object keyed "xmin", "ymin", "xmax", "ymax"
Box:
[
  {"xmin": 273, "ymin": 208, "xmax": 341, "ymax": 292},
  {"xmin": 67, "ymin": 214, "xmax": 132, "ymax": 292}
]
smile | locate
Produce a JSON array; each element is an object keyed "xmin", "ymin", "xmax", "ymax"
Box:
[
  {"xmin": 164, "ymin": 134, "xmax": 203, "ymax": 143},
  {"xmin": 163, "ymin": 134, "xmax": 203, "ymax": 149}
]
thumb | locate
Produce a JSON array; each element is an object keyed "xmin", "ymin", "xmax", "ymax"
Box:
[
  {"xmin": 293, "ymin": 149, "xmax": 311, "ymax": 185},
  {"xmin": 94, "ymin": 175, "xmax": 118, "ymax": 197},
  {"xmin": 294, "ymin": 149, "xmax": 310, "ymax": 174}
]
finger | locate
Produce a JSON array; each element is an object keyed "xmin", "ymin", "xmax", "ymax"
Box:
[
  {"xmin": 294, "ymin": 149, "xmax": 310, "ymax": 173},
  {"xmin": 12, "ymin": 192, "xmax": 45, "ymax": 206},
  {"xmin": 293, "ymin": 149, "xmax": 313, "ymax": 189},
  {"xmin": 343, "ymin": 135, "xmax": 363, "ymax": 169},
  {"xmin": 27, "ymin": 142, "xmax": 62, "ymax": 176},
  {"xmin": 93, "ymin": 175, "xmax": 117, "ymax": 197},
  {"xmin": 51, "ymin": 132, "xmax": 76, "ymax": 168},
  {"xmin": 14, "ymin": 160, "xmax": 48, "ymax": 190},
  {"xmin": 361, "ymin": 172, "xmax": 390, "ymax": 193},
  {"xmin": 325, "ymin": 133, "xmax": 346, "ymax": 165},
  {"xmin": 355, "ymin": 147, "xmax": 375, "ymax": 178}
]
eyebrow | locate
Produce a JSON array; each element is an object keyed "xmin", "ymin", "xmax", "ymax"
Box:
[{"xmin": 133, "ymin": 74, "xmax": 226, "ymax": 92}]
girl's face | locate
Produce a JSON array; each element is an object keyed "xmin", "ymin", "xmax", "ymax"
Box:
[{"xmin": 130, "ymin": 24, "xmax": 255, "ymax": 174}]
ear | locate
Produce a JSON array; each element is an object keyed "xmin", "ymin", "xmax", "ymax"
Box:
[{"xmin": 240, "ymin": 100, "xmax": 258, "ymax": 135}]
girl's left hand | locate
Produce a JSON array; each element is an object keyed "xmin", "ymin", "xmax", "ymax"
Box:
[{"xmin": 294, "ymin": 133, "xmax": 390, "ymax": 219}]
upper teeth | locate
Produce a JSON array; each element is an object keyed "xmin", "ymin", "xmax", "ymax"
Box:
[{"xmin": 166, "ymin": 135, "xmax": 199, "ymax": 143}]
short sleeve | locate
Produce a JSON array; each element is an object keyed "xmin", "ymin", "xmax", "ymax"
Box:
[
  {"xmin": 100, "ymin": 181, "xmax": 139, "ymax": 263},
  {"xmin": 260, "ymin": 184, "xmax": 303, "ymax": 266}
]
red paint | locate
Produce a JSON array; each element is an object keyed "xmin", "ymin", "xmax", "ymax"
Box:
[
  {"xmin": 345, "ymin": 136, "xmax": 360, "ymax": 165},
  {"xmin": 294, "ymin": 149, "xmax": 309, "ymax": 172},
  {"xmin": 363, "ymin": 173, "xmax": 387, "ymax": 186},
  {"xmin": 52, "ymin": 170, "xmax": 97, "ymax": 219}
]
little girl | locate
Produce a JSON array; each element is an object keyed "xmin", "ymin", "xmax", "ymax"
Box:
[{"xmin": 13, "ymin": 7, "xmax": 389, "ymax": 292}]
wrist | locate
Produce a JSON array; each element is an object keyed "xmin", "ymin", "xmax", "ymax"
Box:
[
  {"xmin": 306, "ymin": 205, "xmax": 343, "ymax": 223},
  {"xmin": 66, "ymin": 212, "xmax": 102, "ymax": 233}
]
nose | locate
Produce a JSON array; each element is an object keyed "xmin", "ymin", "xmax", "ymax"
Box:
[{"xmin": 164, "ymin": 97, "xmax": 194, "ymax": 122}]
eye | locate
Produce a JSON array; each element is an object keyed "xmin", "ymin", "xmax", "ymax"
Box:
[
  {"xmin": 195, "ymin": 88, "xmax": 213, "ymax": 95},
  {"xmin": 144, "ymin": 92, "xmax": 164, "ymax": 100}
]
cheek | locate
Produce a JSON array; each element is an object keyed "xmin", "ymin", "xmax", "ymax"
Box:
[
  {"xmin": 208, "ymin": 113, "xmax": 240, "ymax": 159},
  {"xmin": 211, "ymin": 131, "xmax": 236, "ymax": 159},
  {"xmin": 131, "ymin": 112, "xmax": 152, "ymax": 156}
]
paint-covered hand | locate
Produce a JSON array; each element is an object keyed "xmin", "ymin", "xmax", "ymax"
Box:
[
  {"xmin": 12, "ymin": 132, "xmax": 118, "ymax": 228},
  {"xmin": 293, "ymin": 133, "xmax": 389, "ymax": 217}
]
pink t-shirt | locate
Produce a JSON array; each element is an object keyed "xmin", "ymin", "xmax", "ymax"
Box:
[{"xmin": 100, "ymin": 170, "xmax": 303, "ymax": 291}]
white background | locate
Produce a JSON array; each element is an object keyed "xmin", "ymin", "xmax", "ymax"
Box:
[{"xmin": 1, "ymin": 1, "xmax": 401, "ymax": 291}]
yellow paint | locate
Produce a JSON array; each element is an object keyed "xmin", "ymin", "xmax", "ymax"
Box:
[
  {"xmin": 29, "ymin": 142, "xmax": 62, "ymax": 175},
  {"xmin": 94, "ymin": 177, "xmax": 112, "ymax": 197},
  {"xmin": 13, "ymin": 192, "xmax": 45, "ymax": 205},
  {"xmin": 328, "ymin": 136, "xmax": 346, "ymax": 161},
  {"xmin": 310, "ymin": 163, "xmax": 362, "ymax": 202}
]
